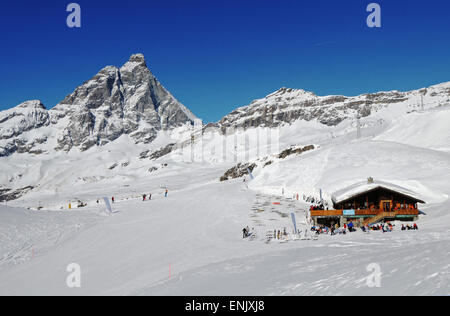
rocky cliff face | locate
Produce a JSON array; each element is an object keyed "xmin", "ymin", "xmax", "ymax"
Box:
[
  {"xmin": 218, "ymin": 83, "xmax": 450, "ymax": 129},
  {"xmin": 0, "ymin": 54, "xmax": 196, "ymax": 156}
]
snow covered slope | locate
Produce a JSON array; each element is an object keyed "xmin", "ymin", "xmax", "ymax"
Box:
[
  {"xmin": 0, "ymin": 128, "xmax": 449, "ymax": 295},
  {"xmin": 0, "ymin": 75, "xmax": 449, "ymax": 295},
  {"xmin": 375, "ymin": 104, "xmax": 450, "ymax": 152}
]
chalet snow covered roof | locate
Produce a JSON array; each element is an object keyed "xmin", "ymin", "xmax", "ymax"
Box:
[{"xmin": 331, "ymin": 179, "xmax": 426, "ymax": 205}]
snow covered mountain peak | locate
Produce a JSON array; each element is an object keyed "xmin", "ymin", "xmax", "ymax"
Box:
[
  {"xmin": 271, "ymin": 87, "xmax": 316, "ymax": 97},
  {"xmin": 125, "ymin": 53, "xmax": 147, "ymax": 67},
  {"xmin": 0, "ymin": 100, "xmax": 49, "ymax": 136},
  {"xmin": 265, "ymin": 87, "xmax": 318, "ymax": 103},
  {"xmin": 0, "ymin": 54, "xmax": 197, "ymax": 156},
  {"xmin": 14, "ymin": 100, "xmax": 46, "ymax": 110}
]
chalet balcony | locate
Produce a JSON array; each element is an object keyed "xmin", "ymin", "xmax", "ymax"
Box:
[{"xmin": 311, "ymin": 208, "xmax": 419, "ymax": 218}]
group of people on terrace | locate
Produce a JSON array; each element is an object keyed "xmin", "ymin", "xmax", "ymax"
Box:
[{"xmin": 312, "ymin": 220, "xmax": 419, "ymax": 236}]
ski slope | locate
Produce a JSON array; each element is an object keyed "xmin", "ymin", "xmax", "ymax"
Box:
[{"xmin": 0, "ymin": 104, "xmax": 449, "ymax": 296}]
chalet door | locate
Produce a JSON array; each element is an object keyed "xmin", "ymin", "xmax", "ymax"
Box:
[{"xmin": 381, "ymin": 200, "xmax": 392, "ymax": 212}]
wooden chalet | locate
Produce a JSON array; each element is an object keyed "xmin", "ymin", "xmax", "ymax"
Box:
[{"xmin": 311, "ymin": 178, "xmax": 425, "ymax": 227}]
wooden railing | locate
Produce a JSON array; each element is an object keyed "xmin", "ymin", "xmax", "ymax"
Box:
[
  {"xmin": 310, "ymin": 209, "xmax": 380, "ymax": 217},
  {"xmin": 355, "ymin": 209, "xmax": 380, "ymax": 216},
  {"xmin": 395, "ymin": 209, "xmax": 419, "ymax": 216},
  {"xmin": 311, "ymin": 208, "xmax": 418, "ymax": 218},
  {"xmin": 310, "ymin": 210, "xmax": 343, "ymax": 216}
]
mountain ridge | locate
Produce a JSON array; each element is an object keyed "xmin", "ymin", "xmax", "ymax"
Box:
[
  {"xmin": 1, "ymin": 54, "xmax": 450, "ymax": 157},
  {"xmin": 218, "ymin": 82, "xmax": 450, "ymax": 129},
  {"xmin": 0, "ymin": 54, "xmax": 197, "ymax": 156}
]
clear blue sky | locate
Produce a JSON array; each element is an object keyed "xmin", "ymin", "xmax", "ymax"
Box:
[{"xmin": 1, "ymin": 0, "xmax": 449, "ymax": 122}]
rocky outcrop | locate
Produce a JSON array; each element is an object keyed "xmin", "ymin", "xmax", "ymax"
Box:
[
  {"xmin": 220, "ymin": 163, "xmax": 257, "ymax": 182},
  {"xmin": 220, "ymin": 145, "xmax": 316, "ymax": 181},
  {"xmin": 149, "ymin": 143, "xmax": 176, "ymax": 160},
  {"xmin": 278, "ymin": 145, "xmax": 315, "ymax": 159},
  {"xmin": 139, "ymin": 143, "xmax": 177, "ymax": 160},
  {"xmin": 0, "ymin": 186, "xmax": 34, "ymax": 202}
]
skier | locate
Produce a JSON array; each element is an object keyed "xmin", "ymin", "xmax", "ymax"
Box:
[
  {"xmin": 149, "ymin": 194, "xmax": 152, "ymax": 200},
  {"xmin": 143, "ymin": 194, "xmax": 147, "ymax": 201},
  {"xmin": 242, "ymin": 227, "xmax": 248, "ymax": 238},
  {"xmin": 165, "ymin": 189, "xmax": 168, "ymax": 198},
  {"xmin": 112, "ymin": 197, "xmax": 115, "ymax": 204}
]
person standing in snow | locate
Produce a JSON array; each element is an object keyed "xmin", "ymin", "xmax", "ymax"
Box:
[
  {"xmin": 143, "ymin": 194, "xmax": 147, "ymax": 201},
  {"xmin": 165, "ymin": 189, "xmax": 168, "ymax": 198},
  {"xmin": 348, "ymin": 221, "xmax": 355, "ymax": 232},
  {"xmin": 149, "ymin": 194, "xmax": 152, "ymax": 200},
  {"xmin": 242, "ymin": 227, "xmax": 248, "ymax": 238},
  {"xmin": 112, "ymin": 197, "xmax": 115, "ymax": 204}
]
